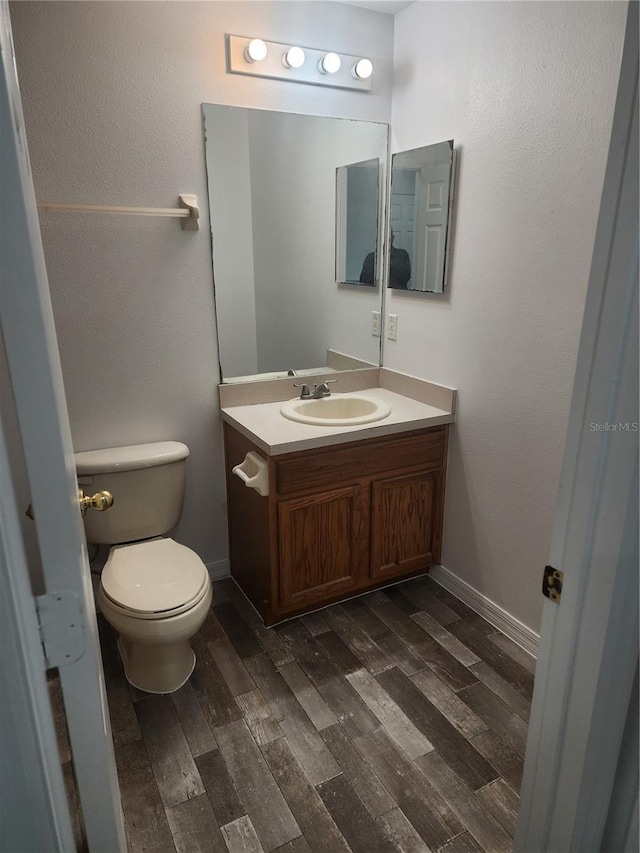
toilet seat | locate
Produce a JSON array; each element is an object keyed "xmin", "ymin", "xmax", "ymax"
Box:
[{"xmin": 101, "ymin": 538, "xmax": 209, "ymax": 619}]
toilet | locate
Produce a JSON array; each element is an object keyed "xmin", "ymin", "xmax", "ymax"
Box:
[{"xmin": 75, "ymin": 441, "xmax": 212, "ymax": 694}]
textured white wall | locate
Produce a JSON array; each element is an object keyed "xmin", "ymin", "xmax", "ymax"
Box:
[
  {"xmin": 388, "ymin": 1, "xmax": 626, "ymax": 632},
  {"xmin": 9, "ymin": 1, "xmax": 394, "ymax": 568}
]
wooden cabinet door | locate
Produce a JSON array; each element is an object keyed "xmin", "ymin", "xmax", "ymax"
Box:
[
  {"xmin": 278, "ymin": 485, "xmax": 367, "ymax": 610},
  {"xmin": 370, "ymin": 470, "xmax": 441, "ymax": 581}
]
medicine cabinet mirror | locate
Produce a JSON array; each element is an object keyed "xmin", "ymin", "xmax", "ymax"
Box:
[
  {"xmin": 388, "ymin": 140, "xmax": 455, "ymax": 294},
  {"xmin": 335, "ymin": 158, "xmax": 382, "ymax": 286},
  {"xmin": 203, "ymin": 104, "xmax": 388, "ymax": 383}
]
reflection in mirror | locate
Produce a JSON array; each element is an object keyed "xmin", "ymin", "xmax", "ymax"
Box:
[
  {"xmin": 335, "ymin": 158, "xmax": 380, "ymax": 286},
  {"xmin": 388, "ymin": 140, "xmax": 454, "ymax": 293},
  {"xmin": 202, "ymin": 105, "xmax": 388, "ymax": 383}
]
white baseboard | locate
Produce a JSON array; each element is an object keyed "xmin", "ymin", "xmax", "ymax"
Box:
[
  {"xmin": 203, "ymin": 559, "xmax": 538, "ymax": 657},
  {"xmin": 429, "ymin": 564, "xmax": 539, "ymax": 658},
  {"xmin": 206, "ymin": 558, "xmax": 231, "ymax": 581}
]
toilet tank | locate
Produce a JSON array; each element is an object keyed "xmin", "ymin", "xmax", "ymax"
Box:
[{"xmin": 74, "ymin": 441, "xmax": 189, "ymax": 545}]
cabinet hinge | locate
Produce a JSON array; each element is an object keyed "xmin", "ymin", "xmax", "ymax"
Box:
[
  {"xmin": 35, "ymin": 591, "xmax": 86, "ymax": 669},
  {"xmin": 542, "ymin": 565, "xmax": 564, "ymax": 603}
]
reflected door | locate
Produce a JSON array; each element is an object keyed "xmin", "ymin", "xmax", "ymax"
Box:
[{"xmin": 414, "ymin": 163, "xmax": 451, "ymax": 292}]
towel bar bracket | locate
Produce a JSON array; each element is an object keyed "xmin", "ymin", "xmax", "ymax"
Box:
[{"xmin": 178, "ymin": 194, "xmax": 199, "ymax": 230}]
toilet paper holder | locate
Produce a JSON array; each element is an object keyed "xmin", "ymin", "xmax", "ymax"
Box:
[{"xmin": 232, "ymin": 451, "xmax": 269, "ymax": 497}]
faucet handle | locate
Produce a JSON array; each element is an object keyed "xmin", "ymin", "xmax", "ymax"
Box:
[
  {"xmin": 294, "ymin": 382, "xmax": 311, "ymax": 399},
  {"xmin": 325, "ymin": 379, "xmax": 338, "ymax": 385}
]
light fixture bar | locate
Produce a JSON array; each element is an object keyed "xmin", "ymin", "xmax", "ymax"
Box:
[{"xmin": 226, "ymin": 35, "xmax": 373, "ymax": 91}]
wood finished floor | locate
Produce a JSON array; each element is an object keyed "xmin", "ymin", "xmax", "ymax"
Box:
[{"xmin": 55, "ymin": 575, "xmax": 536, "ymax": 853}]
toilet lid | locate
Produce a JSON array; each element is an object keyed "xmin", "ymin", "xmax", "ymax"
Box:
[{"xmin": 102, "ymin": 539, "xmax": 208, "ymax": 614}]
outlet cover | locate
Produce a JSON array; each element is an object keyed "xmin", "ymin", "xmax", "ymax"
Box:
[{"xmin": 387, "ymin": 314, "xmax": 398, "ymax": 341}]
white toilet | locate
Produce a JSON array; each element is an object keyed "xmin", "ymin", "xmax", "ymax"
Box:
[{"xmin": 75, "ymin": 441, "xmax": 212, "ymax": 694}]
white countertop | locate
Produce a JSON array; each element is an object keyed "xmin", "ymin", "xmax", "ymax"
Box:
[{"xmin": 220, "ymin": 387, "xmax": 454, "ymax": 455}]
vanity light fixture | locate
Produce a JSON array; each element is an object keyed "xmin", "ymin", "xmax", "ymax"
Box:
[
  {"xmin": 352, "ymin": 58, "xmax": 373, "ymax": 80},
  {"xmin": 283, "ymin": 46, "xmax": 306, "ymax": 69},
  {"xmin": 244, "ymin": 38, "xmax": 268, "ymax": 63},
  {"xmin": 227, "ymin": 35, "xmax": 373, "ymax": 91},
  {"xmin": 319, "ymin": 52, "xmax": 341, "ymax": 74}
]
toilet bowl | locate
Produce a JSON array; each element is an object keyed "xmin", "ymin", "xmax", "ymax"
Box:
[
  {"xmin": 97, "ymin": 538, "xmax": 212, "ymax": 693},
  {"xmin": 75, "ymin": 441, "xmax": 212, "ymax": 694}
]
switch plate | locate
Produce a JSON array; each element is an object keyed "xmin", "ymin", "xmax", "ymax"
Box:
[
  {"xmin": 372, "ymin": 311, "xmax": 381, "ymax": 337},
  {"xmin": 387, "ymin": 314, "xmax": 398, "ymax": 341}
]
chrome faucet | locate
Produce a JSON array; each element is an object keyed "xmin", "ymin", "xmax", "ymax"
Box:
[
  {"xmin": 311, "ymin": 380, "xmax": 337, "ymax": 399},
  {"xmin": 293, "ymin": 380, "xmax": 337, "ymax": 400}
]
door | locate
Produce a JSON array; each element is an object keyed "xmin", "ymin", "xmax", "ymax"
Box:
[
  {"xmin": 515, "ymin": 4, "xmax": 638, "ymax": 849},
  {"xmin": 0, "ymin": 6, "xmax": 125, "ymax": 851},
  {"xmin": 370, "ymin": 470, "xmax": 439, "ymax": 581},
  {"xmin": 278, "ymin": 485, "xmax": 366, "ymax": 609},
  {"xmin": 0, "ymin": 419, "xmax": 76, "ymax": 851}
]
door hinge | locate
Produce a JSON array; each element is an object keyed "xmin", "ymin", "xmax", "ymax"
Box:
[
  {"xmin": 35, "ymin": 591, "xmax": 86, "ymax": 669},
  {"xmin": 542, "ymin": 565, "xmax": 564, "ymax": 603}
]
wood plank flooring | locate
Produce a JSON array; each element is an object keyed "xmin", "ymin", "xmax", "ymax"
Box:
[{"xmin": 60, "ymin": 575, "xmax": 536, "ymax": 852}]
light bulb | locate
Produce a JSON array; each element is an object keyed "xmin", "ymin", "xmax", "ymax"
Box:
[
  {"xmin": 352, "ymin": 58, "xmax": 373, "ymax": 80},
  {"xmin": 319, "ymin": 52, "xmax": 341, "ymax": 74},
  {"xmin": 244, "ymin": 39, "xmax": 268, "ymax": 63},
  {"xmin": 283, "ymin": 46, "xmax": 306, "ymax": 69}
]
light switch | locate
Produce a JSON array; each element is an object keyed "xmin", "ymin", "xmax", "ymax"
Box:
[{"xmin": 372, "ymin": 311, "xmax": 381, "ymax": 337}]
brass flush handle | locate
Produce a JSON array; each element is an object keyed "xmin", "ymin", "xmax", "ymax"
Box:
[{"xmin": 78, "ymin": 489, "xmax": 114, "ymax": 517}]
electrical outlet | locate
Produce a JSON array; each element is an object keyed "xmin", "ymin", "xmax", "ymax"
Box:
[
  {"xmin": 372, "ymin": 311, "xmax": 381, "ymax": 337},
  {"xmin": 387, "ymin": 313, "xmax": 398, "ymax": 341}
]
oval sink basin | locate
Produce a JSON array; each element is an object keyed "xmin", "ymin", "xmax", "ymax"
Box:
[{"xmin": 280, "ymin": 394, "xmax": 391, "ymax": 426}]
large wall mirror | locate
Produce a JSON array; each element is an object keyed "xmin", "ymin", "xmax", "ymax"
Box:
[
  {"xmin": 389, "ymin": 140, "xmax": 455, "ymax": 293},
  {"xmin": 203, "ymin": 104, "xmax": 388, "ymax": 383}
]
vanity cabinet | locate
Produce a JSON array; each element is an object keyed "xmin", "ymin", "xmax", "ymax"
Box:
[{"xmin": 223, "ymin": 422, "xmax": 449, "ymax": 626}]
